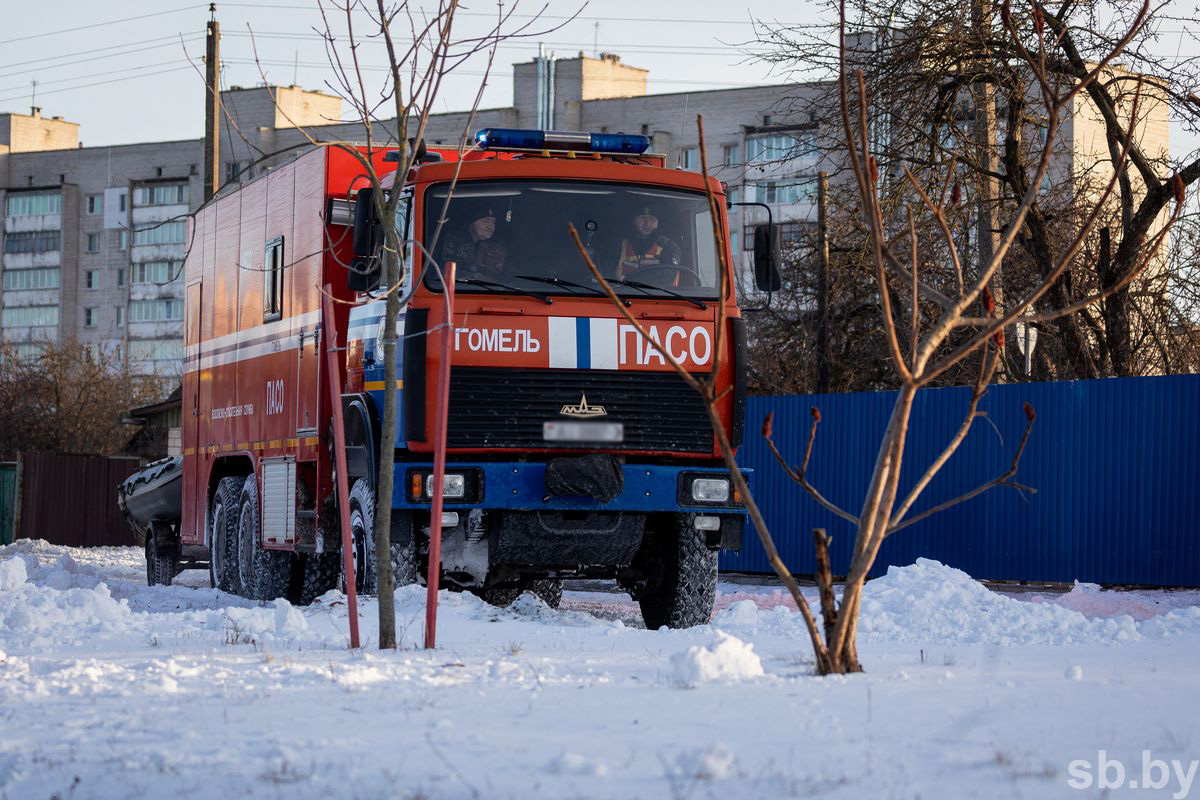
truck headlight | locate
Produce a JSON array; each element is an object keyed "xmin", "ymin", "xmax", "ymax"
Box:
[
  {"xmin": 425, "ymin": 473, "xmax": 466, "ymax": 499},
  {"xmin": 691, "ymin": 478, "xmax": 730, "ymax": 503}
]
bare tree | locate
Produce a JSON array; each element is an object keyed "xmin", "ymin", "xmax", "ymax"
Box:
[
  {"xmin": 578, "ymin": 0, "xmax": 1180, "ymax": 675},
  {"xmin": 752, "ymin": 0, "xmax": 1200, "ymax": 385},
  {"xmin": 0, "ymin": 340, "xmax": 159, "ymax": 459}
]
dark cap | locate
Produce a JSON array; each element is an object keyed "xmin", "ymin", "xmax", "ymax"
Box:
[
  {"xmin": 469, "ymin": 206, "xmax": 496, "ymax": 223},
  {"xmin": 634, "ymin": 206, "xmax": 657, "ymax": 219}
]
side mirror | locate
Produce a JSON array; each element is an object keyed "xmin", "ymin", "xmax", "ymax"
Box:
[
  {"xmin": 753, "ymin": 224, "xmax": 782, "ymax": 292},
  {"xmin": 349, "ymin": 186, "xmax": 382, "ymax": 292}
]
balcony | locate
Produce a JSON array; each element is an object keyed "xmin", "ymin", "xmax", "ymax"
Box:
[{"xmin": 3, "ymin": 251, "xmax": 61, "ymax": 270}]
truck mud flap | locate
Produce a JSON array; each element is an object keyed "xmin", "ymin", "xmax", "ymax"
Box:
[{"xmin": 491, "ymin": 511, "xmax": 645, "ymax": 568}]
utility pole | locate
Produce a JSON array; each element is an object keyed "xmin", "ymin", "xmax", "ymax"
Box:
[
  {"xmin": 972, "ymin": 0, "xmax": 1004, "ymax": 379},
  {"xmin": 816, "ymin": 171, "xmax": 832, "ymax": 393},
  {"xmin": 203, "ymin": 4, "xmax": 221, "ymax": 203}
]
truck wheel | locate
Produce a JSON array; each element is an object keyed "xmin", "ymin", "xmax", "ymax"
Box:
[
  {"xmin": 636, "ymin": 513, "xmax": 717, "ymax": 629},
  {"xmin": 298, "ymin": 552, "xmax": 340, "ymax": 605},
  {"xmin": 528, "ymin": 579, "xmax": 563, "ymax": 609},
  {"xmin": 390, "ymin": 510, "xmax": 419, "ymax": 589},
  {"xmin": 145, "ymin": 524, "xmax": 179, "ymax": 587},
  {"xmin": 236, "ymin": 474, "xmax": 292, "ymax": 601},
  {"xmin": 476, "ymin": 584, "xmax": 523, "ymax": 607},
  {"xmin": 209, "ymin": 477, "xmax": 243, "ymax": 593},
  {"xmin": 347, "ymin": 478, "xmax": 378, "ymax": 595}
]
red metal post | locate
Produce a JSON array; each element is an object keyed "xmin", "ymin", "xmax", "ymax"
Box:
[
  {"xmin": 322, "ymin": 287, "xmax": 361, "ymax": 649},
  {"xmin": 424, "ymin": 261, "xmax": 456, "ymax": 649}
]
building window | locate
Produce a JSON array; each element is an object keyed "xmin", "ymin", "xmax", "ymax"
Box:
[
  {"xmin": 264, "ymin": 237, "xmax": 284, "ymax": 321},
  {"xmin": 115, "ymin": 306, "xmax": 124, "ymax": 327},
  {"xmin": 128, "ymin": 339, "xmax": 184, "ymax": 362},
  {"xmin": 133, "ymin": 261, "xmax": 178, "ymax": 284},
  {"xmin": 132, "ymin": 221, "xmax": 187, "ymax": 246},
  {"xmin": 680, "ymin": 147, "xmax": 699, "ymax": 171},
  {"xmin": 5, "ymin": 192, "xmax": 61, "ymax": 216},
  {"xmin": 753, "ymin": 177, "xmax": 818, "ymax": 205},
  {"xmin": 86, "ymin": 232, "xmax": 100, "ymax": 253},
  {"xmin": 85, "ymin": 270, "xmax": 99, "ymax": 289},
  {"xmin": 747, "ymin": 131, "xmax": 817, "ymax": 164},
  {"xmin": 84, "ymin": 308, "xmax": 97, "ymax": 327},
  {"xmin": 7, "ymin": 342, "xmax": 45, "ymax": 360},
  {"xmin": 3, "ymin": 230, "xmax": 61, "ymax": 254},
  {"xmin": 87, "ymin": 194, "xmax": 103, "ymax": 215},
  {"xmin": 723, "ymin": 144, "xmax": 740, "ymax": 167},
  {"xmin": 117, "ymin": 230, "xmax": 128, "ymax": 251},
  {"xmin": 119, "ymin": 193, "xmax": 127, "ymax": 213},
  {"xmin": 225, "ymin": 162, "xmax": 256, "ymax": 183},
  {"xmin": 1, "ymin": 305, "xmax": 59, "ymax": 328},
  {"xmin": 129, "ymin": 298, "xmax": 182, "ymax": 322},
  {"xmin": 2, "ymin": 267, "xmax": 59, "ymax": 290},
  {"xmin": 132, "ymin": 184, "xmax": 189, "ymax": 206},
  {"xmin": 117, "ymin": 269, "xmax": 125, "ymax": 288}
]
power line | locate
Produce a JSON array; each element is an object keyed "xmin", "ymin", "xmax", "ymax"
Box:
[
  {"xmin": 0, "ymin": 4, "xmax": 202, "ymax": 47},
  {"xmin": 0, "ymin": 58, "xmax": 196, "ymax": 97},
  {"xmin": 221, "ymin": 57, "xmax": 779, "ymax": 89},
  {"xmin": 0, "ymin": 35, "xmax": 203, "ymax": 81},
  {"xmin": 0, "ymin": 65, "xmax": 196, "ymax": 105},
  {"xmin": 219, "ymin": 2, "xmax": 799, "ymax": 26}
]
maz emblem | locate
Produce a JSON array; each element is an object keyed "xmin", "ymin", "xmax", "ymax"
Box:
[{"xmin": 560, "ymin": 394, "xmax": 607, "ymax": 418}]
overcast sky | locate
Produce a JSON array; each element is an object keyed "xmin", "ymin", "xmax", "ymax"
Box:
[
  {"xmin": 0, "ymin": 1, "xmax": 827, "ymax": 148},
  {"xmin": 2, "ymin": 0, "xmax": 1196, "ymax": 158}
]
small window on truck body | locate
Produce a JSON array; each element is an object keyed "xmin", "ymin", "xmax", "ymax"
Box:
[{"xmin": 264, "ymin": 236, "xmax": 284, "ymax": 321}]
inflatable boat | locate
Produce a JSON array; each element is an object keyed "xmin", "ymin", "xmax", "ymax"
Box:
[{"xmin": 118, "ymin": 456, "xmax": 183, "ymax": 541}]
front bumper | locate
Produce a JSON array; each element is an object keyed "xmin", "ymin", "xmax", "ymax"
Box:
[{"xmin": 390, "ymin": 460, "xmax": 750, "ymax": 514}]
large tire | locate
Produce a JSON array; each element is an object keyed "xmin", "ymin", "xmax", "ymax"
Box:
[
  {"xmin": 145, "ymin": 524, "xmax": 179, "ymax": 587},
  {"xmin": 347, "ymin": 478, "xmax": 378, "ymax": 595},
  {"xmin": 389, "ymin": 510, "xmax": 419, "ymax": 589},
  {"xmin": 476, "ymin": 584, "xmax": 523, "ymax": 608},
  {"xmin": 528, "ymin": 579, "xmax": 563, "ymax": 609},
  {"xmin": 209, "ymin": 477, "xmax": 243, "ymax": 592},
  {"xmin": 298, "ymin": 552, "xmax": 341, "ymax": 605},
  {"xmin": 636, "ymin": 513, "xmax": 717, "ymax": 629},
  {"xmin": 235, "ymin": 474, "xmax": 292, "ymax": 601}
]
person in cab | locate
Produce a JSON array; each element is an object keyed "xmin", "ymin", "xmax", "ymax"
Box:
[
  {"xmin": 441, "ymin": 205, "xmax": 507, "ymax": 279},
  {"xmin": 614, "ymin": 206, "xmax": 681, "ymax": 281}
]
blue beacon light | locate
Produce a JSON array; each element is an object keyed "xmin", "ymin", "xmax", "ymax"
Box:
[{"xmin": 475, "ymin": 128, "xmax": 650, "ymax": 154}]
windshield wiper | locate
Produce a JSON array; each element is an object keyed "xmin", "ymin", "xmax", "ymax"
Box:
[
  {"xmin": 514, "ymin": 274, "xmax": 631, "ymax": 307},
  {"xmin": 455, "ymin": 276, "xmax": 553, "ymax": 305},
  {"xmin": 607, "ymin": 278, "xmax": 708, "ymax": 310}
]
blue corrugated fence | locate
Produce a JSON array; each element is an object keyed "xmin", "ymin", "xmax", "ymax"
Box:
[{"xmin": 723, "ymin": 375, "xmax": 1200, "ymax": 586}]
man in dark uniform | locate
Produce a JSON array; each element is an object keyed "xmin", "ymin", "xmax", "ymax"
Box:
[
  {"xmin": 440, "ymin": 206, "xmax": 507, "ymax": 279},
  {"xmin": 615, "ymin": 206, "xmax": 682, "ymax": 280}
]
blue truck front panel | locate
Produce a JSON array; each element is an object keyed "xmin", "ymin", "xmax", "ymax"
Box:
[{"xmin": 391, "ymin": 461, "xmax": 749, "ymax": 514}]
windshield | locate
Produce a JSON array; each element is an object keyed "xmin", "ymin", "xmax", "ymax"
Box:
[{"xmin": 422, "ymin": 180, "xmax": 721, "ymax": 299}]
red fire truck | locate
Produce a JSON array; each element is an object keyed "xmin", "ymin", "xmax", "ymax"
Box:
[{"xmin": 122, "ymin": 128, "xmax": 776, "ymax": 629}]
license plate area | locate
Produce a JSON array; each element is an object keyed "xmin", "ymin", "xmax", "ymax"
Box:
[{"xmin": 543, "ymin": 421, "xmax": 625, "ymax": 443}]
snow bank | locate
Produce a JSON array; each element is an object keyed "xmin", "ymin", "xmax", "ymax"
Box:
[
  {"xmin": 856, "ymin": 558, "xmax": 1141, "ymax": 646},
  {"xmin": 0, "ymin": 556, "xmax": 26, "ymax": 590},
  {"xmin": 0, "ymin": 556, "xmax": 134, "ymax": 650},
  {"xmin": 671, "ymin": 631, "xmax": 764, "ymax": 687},
  {"xmin": 1029, "ymin": 581, "xmax": 1200, "ymax": 621}
]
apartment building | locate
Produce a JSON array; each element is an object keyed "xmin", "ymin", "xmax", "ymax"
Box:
[{"xmin": 1, "ymin": 48, "xmax": 1160, "ymax": 379}]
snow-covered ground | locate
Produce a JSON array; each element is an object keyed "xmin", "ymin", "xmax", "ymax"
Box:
[{"xmin": 2, "ymin": 540, "xmax": 1200, "ymax": 799}]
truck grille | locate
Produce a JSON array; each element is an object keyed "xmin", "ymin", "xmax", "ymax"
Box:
[{"xmin": 446, "ymin": 367, "xmax": 714, "ymax": 454}]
